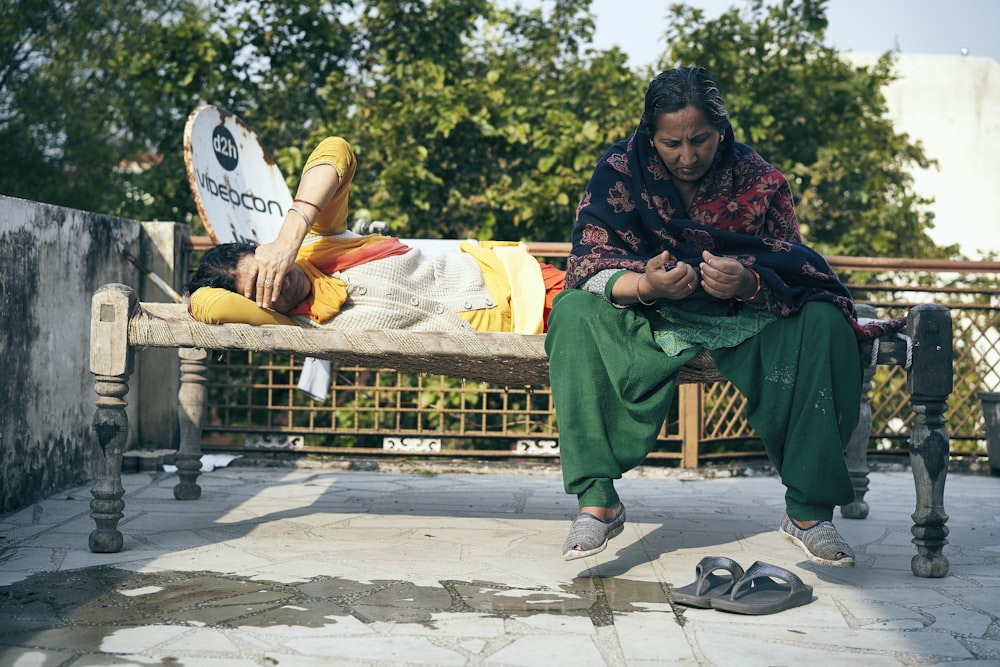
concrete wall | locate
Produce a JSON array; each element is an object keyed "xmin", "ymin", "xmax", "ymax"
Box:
[
  {"xmin": 0, "ymin": 196, "xmax": 188, "ymax": 513},
  {"xmin": 136, "ymin": 221, "xmax": 190, "ymax": 451}
]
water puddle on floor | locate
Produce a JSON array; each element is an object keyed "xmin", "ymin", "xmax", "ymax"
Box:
[{"xmin": 0, "ymin": 566, "xmax": 681, "ymax": 637}]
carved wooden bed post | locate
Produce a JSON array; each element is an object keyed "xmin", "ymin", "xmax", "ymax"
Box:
[
  {"xmin": 907, "ymin": 303, "xmax": 952, "ymax": 578},
  {"xmin": 841, "ymin": 304, "xmax": 878, "ymax": 520},
  {"xmin": 89, "ymin": 284, "xmax": 136, "ymax": 553},
  {"xmin": 175, "ymin": 347, "xmax": 208, "ymax": 500}
]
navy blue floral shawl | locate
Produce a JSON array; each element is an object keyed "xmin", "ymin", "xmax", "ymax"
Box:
[{"xmin": 566, "ymin": 124, "xmax": 904, "ymax": 339}]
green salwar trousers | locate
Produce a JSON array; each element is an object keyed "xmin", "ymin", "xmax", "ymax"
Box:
[{"xmin": 544, "ymin": 289, "xmax": 862, "ymax": 522}]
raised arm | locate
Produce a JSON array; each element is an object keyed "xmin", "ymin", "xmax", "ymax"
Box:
[{"xmin": 246, "ymin": 137, "xmax": 357, "ymax": 308}]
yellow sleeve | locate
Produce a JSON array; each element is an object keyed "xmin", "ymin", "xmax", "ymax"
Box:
[
  {"xmin": 303, "ymin": 137, "xmax": 358, "ymax": 236},
  {"xmin": 189, "ymin": 287, "xmax": 297, "ymax": 326},
  {"xmin": 457, "ymin": 242, "xmax": 513, "ymax": 332}
]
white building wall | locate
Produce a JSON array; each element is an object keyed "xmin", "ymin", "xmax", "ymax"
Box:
[{"xmin": 846, "ymin": 53, "xmax": 1000, "ymax": 258}]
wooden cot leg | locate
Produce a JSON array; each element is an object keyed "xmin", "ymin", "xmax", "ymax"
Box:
[
  {"xmin": 174, "ymin": 347, "xmax": 208, "ymax": 500},
  {"xmin": 907, "ymin": 303, "xmax": 952, "ymax": 578},
  {"xmin": 841, "ymin": 343, "xmax": 876, "ymax": 519},
  {"xmin": 90, "ymin": 374, "xmax": 129, "ymax": 553},
  {"xmin": 841, "ymin": 303, "xmax": 879, "ymax": 519},
  {"xmin": 89, "ymin": 284, "xmax": 136, "ymax": 553}
]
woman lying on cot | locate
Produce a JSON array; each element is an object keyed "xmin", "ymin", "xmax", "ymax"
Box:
[{"xmin": 184, "ymin": 137, "xmax": 565, "ymax": 333}]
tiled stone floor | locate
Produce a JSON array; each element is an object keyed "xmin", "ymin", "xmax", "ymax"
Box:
[{"xmin": 1, "ymin": 461, "xmax": 998, "ymax": 666}]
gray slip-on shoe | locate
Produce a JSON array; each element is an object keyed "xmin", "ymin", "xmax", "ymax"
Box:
[
  {"xmin": 779, "ymin": 512, "xmax": 855, "ymax": 567},
  {"xmin": 562, "ymin": 503, "xmax": 626, "ymax": 561}
]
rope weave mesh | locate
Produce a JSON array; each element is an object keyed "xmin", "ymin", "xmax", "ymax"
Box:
[
  {"xmin": 277, "ymin": 326, "xmax": 323, "ymax": 356},
  {"xmin": 340, "ymin": 330, "xmax": 384, "ymax": 356},
  {"xmin": 186, "ymin": 320, "xmax": 220, "ymax": 352},
  {"xmin": 381, "ymin": 330, "xmax": 429, "ymax": 357},
  {"xmin": 129, "ymin": 315, "xmax": 177, "ymax": 349},
  {"xmin": 444, "ymin": 332, "xmax": 494, "ymax": 358}
]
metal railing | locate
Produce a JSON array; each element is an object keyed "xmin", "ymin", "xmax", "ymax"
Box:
[{"xmin": 187, "ymin": 237, "xmax": 1000, "ymax": 466}]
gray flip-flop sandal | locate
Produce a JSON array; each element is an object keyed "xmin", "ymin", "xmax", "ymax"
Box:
[
  {"xmin": 709, "ymin": 561, "xmax": 814, "ymax": 615},
  {"xmin": 670, "ymin": 556, "xmax": 746, "ymax": 608}
]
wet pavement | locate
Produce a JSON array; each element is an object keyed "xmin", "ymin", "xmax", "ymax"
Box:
[{"xmin": 1, "ymin": 458, "xmax": 999, "ymax": 666}]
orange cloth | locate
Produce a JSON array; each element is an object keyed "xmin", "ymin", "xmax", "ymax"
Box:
[
  {"xmin": 540, "ymin": 263, "xmax": 565, "ymax": 331},
  {"xmin": 297, "ymin": 235, "xmax": 410, "ymax": 273}
]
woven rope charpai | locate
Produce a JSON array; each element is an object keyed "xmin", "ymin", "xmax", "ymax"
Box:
[
  {"xmin": 186, "ymin": 319, "xmax": 221, "ymax": 352},
  {"xmin": 340, "ymin": 330, "xmax": 384, "ymax": 357},
  {"xmin": 227, "ymin": 323, "xmax": 270, "ymax": 351},
  {"xmin": 126, "ymin": 302, "xmax": 725, "ymax": 386},
  {"xmin": 128, "ymin": 312, "xmax": 179, "ymax": 348},
  {"xmin": 682, "ymin": 349, "xmax": 726, "ymax": 383},
  {"xmin": 272, "ymin": 325, "xmax": 323, "ymax": 357}
]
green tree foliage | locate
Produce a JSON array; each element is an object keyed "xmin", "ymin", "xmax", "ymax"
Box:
[
  {"xmin": 0, "ymin": 0, "xmax": 235, "ymax": 225},
  {"xmin": 1, "ymin": 0, "xmax": 950, "ymax": 258},
  {"xmin": 271, "ymin": 0, "xmax": 642, "ymax": 242},
  {"xmin": 660, "ymin": 0, "xmax": 954, "ymax": 259},
  {"xmin": 207, "ymin": 0, "xmax": 357, "ymax": 144}
]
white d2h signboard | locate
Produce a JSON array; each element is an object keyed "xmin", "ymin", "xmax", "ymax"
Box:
[{"xmin": 183, "ymin": 105, "xmax": 292, "ymax": 245}]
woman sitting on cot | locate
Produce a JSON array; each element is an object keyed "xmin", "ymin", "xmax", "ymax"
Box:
[{"xmin": 185, "ymin": 137, "xmax": 564, "ymax": 333}]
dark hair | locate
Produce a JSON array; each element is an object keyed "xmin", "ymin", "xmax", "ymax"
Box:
[
  {"xmin": 641, "ymin": 66, "xmax": 730, "ymax": 136},
  {"xmin": 183, "ymin": 242, "xmax": 257, "ymax": 296}
]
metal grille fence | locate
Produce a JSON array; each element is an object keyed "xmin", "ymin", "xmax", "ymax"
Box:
[{"xmin": 193, "ymin": 244, "xmax": 1000, "ymax": 466}]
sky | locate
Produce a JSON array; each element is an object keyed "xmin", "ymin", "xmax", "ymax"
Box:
[{"xmin": 565, "ymin": 0, "xmax": 1000, "ymax": 68}]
